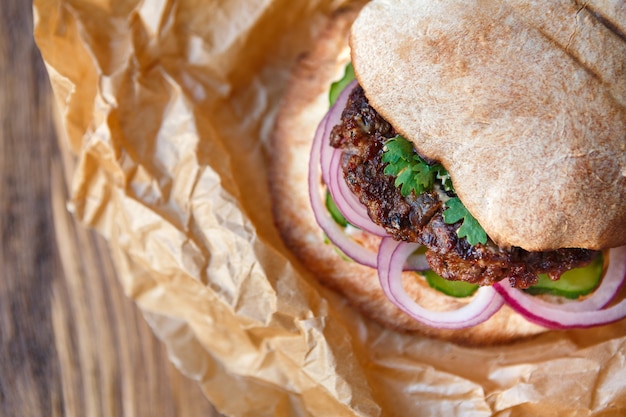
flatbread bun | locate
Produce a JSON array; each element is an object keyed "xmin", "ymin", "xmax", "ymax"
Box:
[
  {"xmin": 351, "ymin": 0, "xmax": 626, "ymax": 251},
  {"xmin": 268, "ymin": 4, "xmax": 545, "ymax": 345}
]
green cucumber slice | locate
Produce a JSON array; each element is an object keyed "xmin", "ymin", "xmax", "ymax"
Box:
[
  {"xmin": 424, "ymin": 253, "xmax": 604, "ymax": 300},
  {"xmin": 325, "ymin": 191, "xmax": 349, "ymax": 227},
  {"xmin": 524, "ymin": 252, "xmax": 604, "ymax": 299},
  {"xmin": 423, "ymin": 269, "xmax": 479, "ymax": 298}
]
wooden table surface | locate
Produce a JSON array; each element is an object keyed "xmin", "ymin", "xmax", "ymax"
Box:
[{"xmin": 1, "ymin": 2, "xmax": 225, "ymax": 416}]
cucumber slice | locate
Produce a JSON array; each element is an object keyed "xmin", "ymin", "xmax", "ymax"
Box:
[
  {"xmin": 329, "ymin": 62, "xmax": 355, "ymax": 106},
  {"xmin": 325, "ymin": 191, "xmax": 349, "ymax": 227},
  {"xmin": 423, "ymin": 269, "xmax": 479, "ymax": 298},
  {"xmin": 524, "ymin": 253, "xmax": 604, "ymax": 299}
]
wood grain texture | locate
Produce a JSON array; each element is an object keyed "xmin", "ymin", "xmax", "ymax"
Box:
[{"xmin": 0, "ymin": 1, "xmax": 225, "ymax": 416}]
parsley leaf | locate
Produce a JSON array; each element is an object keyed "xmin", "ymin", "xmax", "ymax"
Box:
[
  {"xmin": 443, "ymin": 197, "xmax": 488, "ymax": 245},
  {"xmin": 381, "ymin": 135, "xmax": 488, "ymax": 246},
  {"xmin": 382, "ymin": 136, "xmax": 442, "ymax": 197}
]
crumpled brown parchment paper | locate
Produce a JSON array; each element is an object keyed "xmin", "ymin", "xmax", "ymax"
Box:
[{"xmin": 34, "ymin": 0, "xmax": 626, "ymax": 416}]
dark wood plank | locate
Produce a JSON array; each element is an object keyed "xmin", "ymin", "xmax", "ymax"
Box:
[
  {"xmin": 0, "ymin": 1, "xmax": 223, "ymax": 416},
  {"xmin": 0, "ymin": 1, "xmax": 64, "ymax": 415}
]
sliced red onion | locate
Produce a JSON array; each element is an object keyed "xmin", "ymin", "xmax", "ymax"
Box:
[
  {"xmin": 309, "ymin": 109, "xmax": 378, "ymax": 268},
  {"xmin": 319, "ymin": 81, "xmax": 387, "ymax": 236},
  {"xmin": 319, "ymin": 115, "xmax": 335, "ymax": 187},
  {"xmin": 319, "ymin": 81, "xmax": 355, "ymax": 185},
  {"xmin": 310, "ymin": 81, "xmax": 428, "ymax": 271},
  {"xmin": 326, "ymin": 147, "xmax": 388, "ymax": 236},
  {"xmin": 494, "ymin": 246, "xmax": 626, "ymax": 329},
  {"xmin": 377, "ymin": 237, "xmax": 504, "ymax": 329}
]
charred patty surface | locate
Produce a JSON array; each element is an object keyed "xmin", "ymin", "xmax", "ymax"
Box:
[{"xmin": 329, "ymin": 85, "xmax": 597, "ymax": 288}]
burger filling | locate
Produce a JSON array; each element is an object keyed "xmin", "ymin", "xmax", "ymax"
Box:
[{"xmin": 329, "ymin": 85, "xmax": 597, "ymax": 289}]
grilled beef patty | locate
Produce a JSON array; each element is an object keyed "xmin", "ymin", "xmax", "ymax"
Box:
[{"xmin": 329, "ymin": 85, "xmax": 597, "ymax": 288}]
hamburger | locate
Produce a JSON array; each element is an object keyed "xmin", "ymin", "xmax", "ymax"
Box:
[{"xmin": 269, "ymin": 0, "xmax": 626, "ymax": 345}]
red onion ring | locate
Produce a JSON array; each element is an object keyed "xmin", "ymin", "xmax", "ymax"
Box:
[
  {"xmin": 309, "ymin": 110, "xmax": 378, "ymax": 268},
  {"xmin": 319, "ymin": 115, "xmax": 335, "ymax": 187},
  {"xmin": 319, "ymin": 81, "xmax": 355, "ymax": 185},
  {"xmin": 494, "ymin": 246, "xmax": 626, "ymax": 329},
  {"xmin": 319, "ymin": 81, "xmax": 386, "ymax": 235},
  {"xmin": 326, "ymin": 147, "xmax": 388, "ymax": 236},
  {"xmin": 310, "ymin": 81, "xmax": 428, "ymax": 271},
  {"xmin": 377, "ymin": 237, "xmax": 505, "ymax": 329}
]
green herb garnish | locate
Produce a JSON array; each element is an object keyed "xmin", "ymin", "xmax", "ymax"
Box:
[
  {"xmin": 443, "ymin": 197, "xmax": 488, "ymax": 245},
  {"xmin": 382, "ymin": 135, "xmax": 447, "ymax": 197},
  {"xmin": 382, "ymin": 135, "xmax": 487, "ymax": 246}
]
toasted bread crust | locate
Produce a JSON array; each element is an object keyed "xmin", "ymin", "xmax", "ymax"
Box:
[{"xmin": 268, "ymin": 5, "xmax": 545, "ymax": 345}]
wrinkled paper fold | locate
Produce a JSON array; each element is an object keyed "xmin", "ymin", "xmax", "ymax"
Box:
[{"xmin": 34, "ymin": 0, "xmax": 626, "ymax": 415}]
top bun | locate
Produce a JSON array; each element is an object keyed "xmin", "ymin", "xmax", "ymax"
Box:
[{"xmin": 350, "ymin": 0, "xmax": 626, "ymax": 251}]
